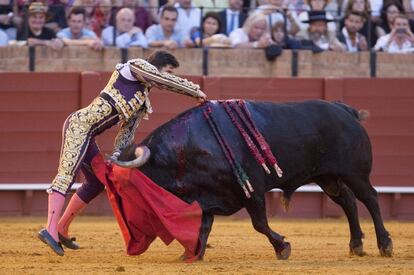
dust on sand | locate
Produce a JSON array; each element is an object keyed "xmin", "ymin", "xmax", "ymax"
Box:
[{"xmin": 0, "ymin": 217, "xmax": 413, "ymax": 274}]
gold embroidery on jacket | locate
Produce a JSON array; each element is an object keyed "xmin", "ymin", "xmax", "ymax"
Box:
[
  {"xmin": 101, "ymin": 70, "xmax": 152, "ymax": 121},
  {"xmin": 50, "ymin": 97, "xmax": 113, "ymax": 194}
]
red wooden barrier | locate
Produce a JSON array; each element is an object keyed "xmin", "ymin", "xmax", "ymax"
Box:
[{"xmin": 0, "ymin": 73, "xmax": 413, "ymax": 219}]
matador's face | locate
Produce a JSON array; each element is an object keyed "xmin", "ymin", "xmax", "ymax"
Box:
[{"xmin": 159, "ymin": 64, "xmax": 175, "ymax": 74}]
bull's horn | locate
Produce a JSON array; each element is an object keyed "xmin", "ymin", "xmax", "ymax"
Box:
[{"xmin": 112, "ymin": 146, "xmax": 151, "ymax": 168}]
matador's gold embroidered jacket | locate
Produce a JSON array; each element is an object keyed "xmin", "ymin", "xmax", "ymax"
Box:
[{"xmin": 101, "ymin": 61, "xmax": 153, "ymax": 154}]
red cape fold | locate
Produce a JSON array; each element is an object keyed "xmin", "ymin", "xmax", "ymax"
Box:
[{"xmin": 91, "ymin": 154, "xmax": 202, "ymax": 262}]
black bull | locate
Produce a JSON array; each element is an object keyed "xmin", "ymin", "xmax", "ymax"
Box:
[{"xmin": 118, "ymin": 99, "xmax": 393, "ymax": 260}]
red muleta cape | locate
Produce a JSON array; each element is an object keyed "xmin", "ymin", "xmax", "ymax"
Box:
[{"xmin": 91, "ymin": 154, "xmax": 202, "ymax": 262}]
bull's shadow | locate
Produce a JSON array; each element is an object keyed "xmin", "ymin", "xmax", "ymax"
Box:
[{"xmin": 118, "ymin": 99, "xmax": 393, "ymax": 260}]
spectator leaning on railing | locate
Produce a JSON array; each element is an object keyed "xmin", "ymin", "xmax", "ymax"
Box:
[
  {"xmin": 296, "ymin": 10, "xmax": 345, "ymax": 52},
  {"xmin": 189, "ymin": 11, "xmax": 231, "ymax": 48},
  {"xmin": 337, "ymin": 11, "xmax": 368, "ymax": 52},
  {"xmin": 270, "ymin": 20, "xmax": 302, "ymax": 49},
  {"xmin": 16, "ymin": 2, "xmax": 63, "ymax": 50},
  {"xmin": 57, "ymin": 6, "xmax": 103, "ymax": 51},
  {"xmin": 229, "ymin": 12, "xmax": 272, "ymax": 48},
  {"xmin": 145, "ymin": 4, "xmax": 192, "ymax": 49},
  {"xmin": 102, "ymin": 7, "xmax": 148, "ymax": 48},
  {"xmin": 374, "ymin": 14, "xmax": 414, "ymax": 53}
]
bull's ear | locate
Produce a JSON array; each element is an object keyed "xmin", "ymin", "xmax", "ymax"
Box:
[{"xmin": 118, "ymin": 144, "xmax": 138, "ymax": 161}]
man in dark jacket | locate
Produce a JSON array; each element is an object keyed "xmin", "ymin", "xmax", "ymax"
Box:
[{"xmin": 217, "ymin": 0, "xmax": 247, "ymax": 35}]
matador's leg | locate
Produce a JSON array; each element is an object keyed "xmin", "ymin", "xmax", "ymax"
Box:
[{"xmin": 39, "ymin": 97, "xmax": 118, "ymax": 255}]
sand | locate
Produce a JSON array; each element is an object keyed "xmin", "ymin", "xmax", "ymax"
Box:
[{"xmin": 0, "ymin": 216, "xmax": 413, "ymax": 274}]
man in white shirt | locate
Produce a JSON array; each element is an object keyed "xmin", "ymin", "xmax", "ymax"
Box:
[
  {"xmin": 174, "ymin": 0, "xmax": 201, "ymax": 37},
  {"xmin": 374, "ymin": 14, "xmax": 414, "ymax": 53},
  {"xmin": 217, "ymin": 0, "xmax": 247, "ymax": 35},
  {"xmin": 337, "ymin": 11, "xmax": 368, "ymax": 52},
  {"xmin": 145, "ymin": 5, "xmax": 191, "ymax": 49},
  {"xmin": 102, "ymin": 8, "xmax": 148, "ymax": 48}
]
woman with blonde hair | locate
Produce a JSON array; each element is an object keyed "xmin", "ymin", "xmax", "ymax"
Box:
[{"xmin": 229, "ymin": 12, "xmax": 272, "ymax": 48}]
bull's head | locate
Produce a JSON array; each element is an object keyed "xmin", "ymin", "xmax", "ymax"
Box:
[{"xmin": 112, "ymin": 145, "xmax": 151, "ymax": 168}]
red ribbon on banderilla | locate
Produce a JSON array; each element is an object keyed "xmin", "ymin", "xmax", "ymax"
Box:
[{"xmin": 204, "ymin": 105, "xmax": 253, "ymax": 198}]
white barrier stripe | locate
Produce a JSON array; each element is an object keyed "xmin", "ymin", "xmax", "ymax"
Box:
[
  {"xmin": 270, "ymin": 185, "xmax": 414, "ymax": 194},
  {"xmin": 0, "ymin": 183, "xmax": 413, "ymax": 193},
  {"xmin": 0, "ymin": 183, "xmax": 82, "ymax": 191}
]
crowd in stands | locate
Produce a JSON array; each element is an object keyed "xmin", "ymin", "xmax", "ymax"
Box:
[{"xmin": 1, "ymin": 0, "xmax": 413, "ymax": 55}]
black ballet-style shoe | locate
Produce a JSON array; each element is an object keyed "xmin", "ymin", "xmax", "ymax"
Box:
[
  {"xmin": 58, "ymin": 233, "xmax": 80, "ymax": 250},
  {"xmin": 38, "ymin": 229, "xmax": 65, "ymax": 256}
]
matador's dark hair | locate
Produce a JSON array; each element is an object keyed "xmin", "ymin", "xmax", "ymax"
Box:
[{"xmin": 146, "ymin": 50, "xmax": 179, "ymax": 70}]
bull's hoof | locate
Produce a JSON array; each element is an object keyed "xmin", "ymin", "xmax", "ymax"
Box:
[
  {"xmin": 379, "ymin": 239, "xmax": 393, "ymax": 257},
  {"xmin": 179, "ymin": 252, "xmax": 203, "ymax": 262},
  {"xmin": 276, "ymin": 242, "xmax": 291, "ymax": 260},
  {"xmin": 349, "ymin": 245, "xmax": 366, "ymax": 256}
]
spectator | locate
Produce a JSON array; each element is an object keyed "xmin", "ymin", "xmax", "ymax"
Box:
[
  {"xmin": 0, "ymin": 0, "xmax": 21, "ymax": 40},
  {"xmin": 89, "ymin": 0, "xmax": 112, "ymax": 37},
  {"xmin": 403, "ymin": 0, "xmax": 414, "ymax": 20},
  {"xmin": 16, "ymin": 2, "xmax": 63, "ymax": 49},
  {"xmin": 229, "ymin": 12, "xmax": 272, "ymax": 48},
  {"xmin": 217, "ymin": 0, "xmax": 247, "ymax": 36},
  {"xmin": 296, "ymin": 10, "xmax": 345, "ymax": 51},
  {"xmin": 190, "ymin": 11, "xmax": 231, "ymax": 47},
  {"xmin": 253, "ymin": 0, "xmax": 300, "ymax": 36},
  {"xmin": 340, "ymin": 0, "xmax": 378, "ymax": 47},
  {"xmin": 110, "ymin": 0, "xmax": 155, "ymax": 32},
  {"xmin": 137, "ymin": 0, "xmax": 160, "ymax": 23},
  {"xmin": 337, "ymin": 11, "xmax": 368, "ymax": 51},
  {"xmin": 145, "ymin": 4, "xmax": 191, "ymax": 49},
  {"xmin": 102, "ymin": 7, "xmax": 148, "ymax": 47},
  {"xmin": 374, "ymin": 14, "xmax": 414, "ymax": 52},
  {"xmin": 57, "ymin": 6, "xmax": 103, "ymax": 50},
  {"xmin": 285, "ymin": 0, "xmax": 309, "ymax": 26},
  {"xmin": 174, "ymin": 0, "xmax": 201, "ymax": 37},
  {"xmin": 45, "ymin": 0, "xmax": 68, "ymax": 33},
  {"xmin": 192, "ymin": 0, "xmax": 228, "ymax": 11},
  {"xmin": 72, "ymin": 0, "xmax": 97, "ymax": 31},
  {"xmin": 270, "ymin": 21, "xmax": 302, "ymax": 49},
  {"xmin": 0, "ymin": 28, "xmax": 7, "ymax": 45},
  {"xmin": 297, "ymin": 0, "xmax": 337, "ymax": 33},
  {"xmin": 377, "ymin": 1, "xmax": 414, "ymax": 37}
]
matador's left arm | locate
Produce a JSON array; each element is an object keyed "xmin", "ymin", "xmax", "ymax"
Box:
[
  {"xmin": 128, "ymin": 59, "xmax": 207, "ymax": 100},
  {"xmin": 112, "ymin": 112, "xmax": 145, "ymax": 157}
]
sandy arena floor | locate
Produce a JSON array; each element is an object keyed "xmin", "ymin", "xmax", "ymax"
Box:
[{"xmin": 0, "ymin": 216, "xmax": 413, "ymax": 274}]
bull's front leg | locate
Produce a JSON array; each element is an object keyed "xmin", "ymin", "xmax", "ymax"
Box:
[
  {"xmin": 180, "ymin": 212, "xmax": 214, "ymax": 261},
  {"xmin": 245, "ymin": 196, "xmax": 291, "ymax": 260}
]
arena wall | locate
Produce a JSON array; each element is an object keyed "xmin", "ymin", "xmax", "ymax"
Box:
[
  {"xmin": 2, "ymin": 47, "xmax": 414, "ymax": 78},
  {"xmin": 0, "ymin": 73, "xmax": 413, "ymax": 219}
]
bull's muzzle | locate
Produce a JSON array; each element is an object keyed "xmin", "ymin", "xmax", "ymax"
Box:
[{"xmin": 112, "ymin": 146, "xmax": 151, "ymax": 168}]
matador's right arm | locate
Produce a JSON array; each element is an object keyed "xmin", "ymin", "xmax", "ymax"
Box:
[{"xmin": 127, "ymin": 59, "xmax": 207, "ymax": 100}]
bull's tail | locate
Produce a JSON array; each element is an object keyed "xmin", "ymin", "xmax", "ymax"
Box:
[
  {"xmin": 280, "ymin": 191, "xmax": 293, "ymax": 212},
  {"xmin": 333, "ymin": 101, "xmax": 370, "ymax": 121}
]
